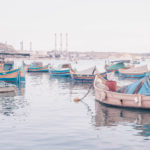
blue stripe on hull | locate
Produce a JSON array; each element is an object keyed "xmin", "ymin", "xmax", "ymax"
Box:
[
  {"xmin": 28, "ymin": 66, "xmax": 47, "ymax": 69},
  {"xmin": 0, "ymin": 76, "xmax": 25, "ymax": 83},
  {"xmin": 28, "ymin": 69, "xmax": 49, "ymax": 72},
  {"xmin": 20, "ymin": 76, "xmax": 25, "ymax": 82},
  {"xmin": 50, "ymin": 74, "xmax": 71, "ymax": 77},
  {"xmin": 49, "ymin": 70, "xmax": 70, "ymax": 73},
  {"xmin": 0, "ymin": 67, "xmax": 26, "ymax": 83},
  {"xmin": 106, "ymin": 70, "xmax": 119, "ymax": 73},
  {"xmin": 0, "ymin": 68, "xmax": 20, "ymax": 75},
  {"xmin": 0, "ymin": 77, "xmax": 17, "ymax": 82},
  {"xmin": 119, "ymin": 73, "xmax": 146, "ymax": 78},
  {"xmin": 49, "ymin": 69, "xmax": 70, "ymax": 77}
]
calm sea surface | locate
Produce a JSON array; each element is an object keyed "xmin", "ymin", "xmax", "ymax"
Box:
[{"xmin": 0, "ymin": 59, "xmax": 150, "ymax": 150}]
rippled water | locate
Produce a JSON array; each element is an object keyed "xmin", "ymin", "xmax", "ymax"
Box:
[{"xmin": 0, "ymin": 59, "xmax": 150, "ymax": 150}]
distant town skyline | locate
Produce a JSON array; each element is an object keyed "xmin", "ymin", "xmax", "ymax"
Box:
[{"xmin": 0, "ymin": 0, "xmax": 150, "ymax": 53}]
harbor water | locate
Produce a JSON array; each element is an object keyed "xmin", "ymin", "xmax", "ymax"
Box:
[{"xmin": 0, "ymin": 59, "xmax": 150, "ymax": 150}]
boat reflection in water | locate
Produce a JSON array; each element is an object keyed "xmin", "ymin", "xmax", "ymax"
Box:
[
  {"xmin": 50, "ymin": 75, "xmax": 93, "ymax": 90},
  {"xmin": 95, "ymin": 100, "xmax": 150, "ymax": 137},
  {"xmin": 0, "ymin": 91, "xmax": 16, "ymax": 97},
  {"xmin": 16, "ymin": 82, "xmax": 25, "ymax": 96},
  {"xmin": 50, "ymin": 75, "xmax": 71, "ymax": 83},
  {"xmin": 0, "ymin": 83, "xmax": 26, "ymax": 116}
]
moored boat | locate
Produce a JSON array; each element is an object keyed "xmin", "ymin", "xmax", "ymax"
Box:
[
  {"xmin": 118, "ymin": 65, "xmax": 150, "ymax": 78},
  {"xmin": 0, "ymin": 62, "xmax": 25, "ymax": 83},
  {"xmin": 105, "ymin": 62, "xmax": 127, "ymax": 73},
  {"xmin": 70, "ymin": 66, "xmax": 107, "ymax": 82},
  {"xmin": 27, "ymin": 62, "xmax": 49, "ymax": 72},
  {"xmin": 94, "ymin": 75, "xmax": 150, "ymax": 110},
  {"xmin": 49, "ymin": 63, "xmax": 71, "ymax": 77}
]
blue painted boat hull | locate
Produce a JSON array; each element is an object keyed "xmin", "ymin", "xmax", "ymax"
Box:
[
  {"xmin": 28, "ymin": 66, "xmax": 49, "ymax": 72},
  {"xmin": 49, "ymin": 69, "xmax": 71, "ymax": 77},
  {"xmin": 0, "ymin": 67, "xmax": 25, "ymax": 83},
  {"xmin": 71, "ymin": 74, "xmax": 94, "ymax": 82},
  {"xmin": 119, "ymin": 72, "xmax": 147, "ymax": 78}
]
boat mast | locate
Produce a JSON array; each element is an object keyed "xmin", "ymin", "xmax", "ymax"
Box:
[
  {"xmin": 20, "ymin": 41, "xmax": 24, "ymax": 51},
  {"xmin": 60, "ymin": 33, "xmax": 62, "ymax": 54},
  {"xmin": 66, "ymin": 33, "xmax": 68, "ymax": 52},
  {"xmin": 54, "ymin": 33, "xmax": 57, "ymax": 55},
  {"xmin": 66, "ymin": 33, "xmax": 69, "ymax": 59},
  {"xmin": 30, "ymin": 41, "xmax": 32, "ymax": 51}
]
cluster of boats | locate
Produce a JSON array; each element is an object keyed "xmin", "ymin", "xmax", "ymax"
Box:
[
  {"xmin": 26, "ymin": 60, "xmax": 150, "ymax": 110},
  {"xmin": 27, "ymin": 62, "xmax": 104, "ymax": 81},
  {"xmin": 95, "ymin": 61, "xmax": 150, "ymax": 110},
  {"xmin": 1, "ymin": 59, "xmax": 150, "ymax": 110}
]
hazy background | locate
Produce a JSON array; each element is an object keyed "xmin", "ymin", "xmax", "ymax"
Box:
[{"xmin": 0, "ymin": 0, "xmax": 150, "ymax": 52}]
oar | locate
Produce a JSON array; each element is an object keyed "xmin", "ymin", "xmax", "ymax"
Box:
[{"xmin": 74, "ymin": 66, "xmax": 96, "ymax": 102}]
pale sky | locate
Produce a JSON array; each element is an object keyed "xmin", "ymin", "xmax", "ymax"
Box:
[{"xmin": 0, "ymin": 0, "xmax": 150, "ymax": 52}]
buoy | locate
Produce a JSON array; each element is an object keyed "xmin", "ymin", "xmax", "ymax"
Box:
[{"xmin": 74, "ymin": 97, "xmax": 80, "ymax": 102}]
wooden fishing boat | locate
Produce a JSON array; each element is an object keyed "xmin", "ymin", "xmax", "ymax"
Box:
[
  {"xmin": 0, "ymin": 63, "xmax": 25, "ymax": 83},
  {"xmin": 49, "ymin": 63, "xmax": 71, "ymax": 77},
  {"xmin": 105, "ymin": 62, "xmax": 127, "ymax": 73},
  {"xmin": 27, "ymin": 62, "xmax": 49, "ymax": 72},
  {"xmin": 70, "ymin": 66, "xmax": 107, "ymax": 82},
  {"xmin": 94, "ymin": 75, "xmax": 150, "ymax": 110},
  {"xmin": 118, "ymin": 65, "xmax": 149, "ymax": 78}
]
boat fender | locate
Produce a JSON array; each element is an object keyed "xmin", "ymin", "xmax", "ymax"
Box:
[
  {"xmin": 100, "ymin": 91, "xmax": 106, "ymax": 101},
  {"xmin": 134, "ymin": 97, "xmax": 139, "ymax": 103},
  {"xmin": 138, "ymin": 95, "xmax": 142, "ymax": 107},
  {"xmin": 134, "ymin": 95, "xmax": 142, "ymax": 106}
]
